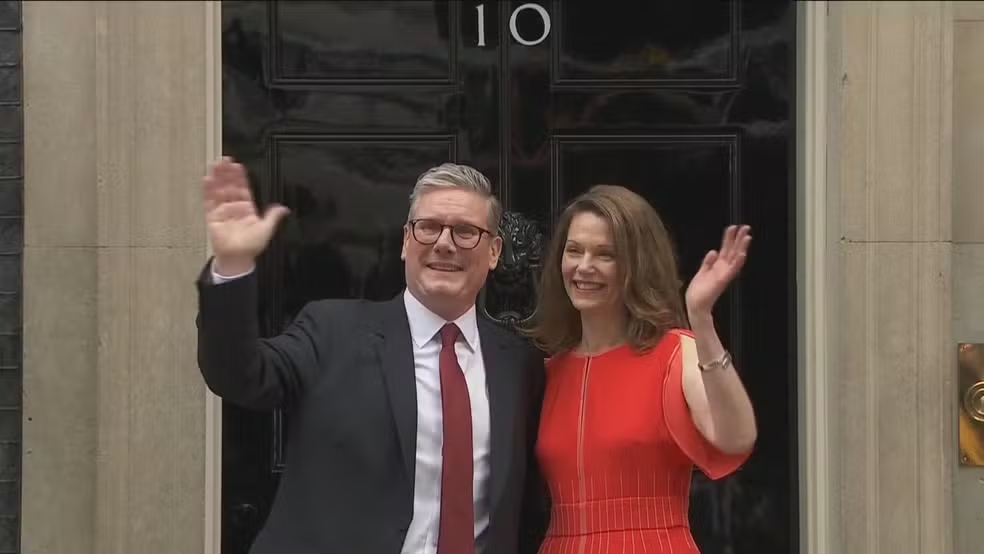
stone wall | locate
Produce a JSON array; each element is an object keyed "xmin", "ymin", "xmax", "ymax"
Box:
[
  {"xmin": 826, "ymin": 2, "xmax": 955, "ymax": 553},
  {"xmin": 20, "ymin": 2, "xmax": 209, "ymax": 553}
]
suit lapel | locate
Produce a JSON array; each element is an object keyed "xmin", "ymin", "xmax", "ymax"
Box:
[
  {"xmin": 375, "ymin": 297, "xmax": 417, "ymax": 494},
  {"xmin": 480, "ymin": 318, "xmax": 519, "ymax": 512},
  {"xmin": 373, "ymin": 298, "xmax": 523, "ymax": 507}
]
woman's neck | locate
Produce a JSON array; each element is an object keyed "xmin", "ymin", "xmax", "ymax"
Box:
[{"xmin": 578, "ymin": 311, "xmax": 627, "ymax": 355}]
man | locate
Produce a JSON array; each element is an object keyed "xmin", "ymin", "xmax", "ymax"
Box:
[{"xmin": 196, "ymin": 158, "xmax": 548, "ymax": 553}]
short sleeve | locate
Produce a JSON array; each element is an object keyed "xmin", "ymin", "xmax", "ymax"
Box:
[{"xmin": 662, "ymin": 329, "xmax": 751, "ymax": 480}]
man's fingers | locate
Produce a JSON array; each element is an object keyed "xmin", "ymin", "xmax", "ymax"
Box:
[
  {"xmin": 211, "ymin": 160, "xmax": 252, "ymax": 203},
  {"xmin": 230, "ymin": 161, "xmax": 250, "ymax": 191},
  {"xmin": 227, "ymin": 183, "xmax": 251, "ymax": 202},
  {"xmin": 204, "ymin": 175, "xmax": 250, "ymax": 211},
  {"xmin": 206, "ymin": 200, "xmax": 256, "ymax": 222},
  {"xmin": 203, "ymin": 176, "xmax": 220, "ymax": 212}
]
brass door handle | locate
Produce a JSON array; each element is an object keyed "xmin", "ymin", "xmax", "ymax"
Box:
[
  {"xmin": 964, "ymin": 381, "xmax": 984, "ymax": 423},
  {"xmin": 958, "ymin": 343, "xmax": 984, "ymax": 466}
]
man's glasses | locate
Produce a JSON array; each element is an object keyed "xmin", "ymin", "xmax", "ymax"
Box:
[{"xmin": 408, "ymin": 218, "xmax": 491, "ymax": 250}]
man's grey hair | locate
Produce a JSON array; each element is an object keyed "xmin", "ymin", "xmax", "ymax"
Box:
[{"xmin": 408, "ymin": 163, "xmax": 502, "ymax": 233}]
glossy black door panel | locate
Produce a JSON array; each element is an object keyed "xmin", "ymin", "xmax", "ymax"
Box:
[
  {"xmin": 222, "ymin": 1, "xmax": 797, "ymax": 552},
  {"xmin": 274, "ymin": 135, "xmax": 457, "ymax": 312},
  {"xmin": 272, "ymin": 1, "xmax": 455, "ymax": 84},
  {"xmin": 553, "ymin": 2, "xmax": 737, "ymax": 84}
]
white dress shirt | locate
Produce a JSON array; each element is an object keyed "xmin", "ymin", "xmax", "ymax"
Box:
[
  {"xmin": 209, "ymin": 264, "xmax": 492, "ymax": 553},
  {"xmin": 401, "ymin": 289, "xmax": 491, "ymax": 554}
]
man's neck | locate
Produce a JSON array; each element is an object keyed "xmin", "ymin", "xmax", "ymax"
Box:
[{"xmin": 406, "ymin": 288, "xmax": 473, "ymax": 322}]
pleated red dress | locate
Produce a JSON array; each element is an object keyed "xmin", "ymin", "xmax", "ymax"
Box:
[{"xmin": 535, "ymin": 329, "xmax": 750, "ymax": 553}]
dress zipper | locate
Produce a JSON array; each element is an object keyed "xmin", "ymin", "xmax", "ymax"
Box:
[{"xmin": 576, "ymin": 357, "xmax": 592, "ymax": 554}]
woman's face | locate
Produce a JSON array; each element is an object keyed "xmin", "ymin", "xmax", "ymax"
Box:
[{"xmin": 561, "ymin": 211, "xmax": 622, "ymax": 315}]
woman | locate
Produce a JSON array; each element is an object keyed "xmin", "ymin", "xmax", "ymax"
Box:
[{"xmin": 528, "ymin": 185, "xmax": 757, "ymax": 553}]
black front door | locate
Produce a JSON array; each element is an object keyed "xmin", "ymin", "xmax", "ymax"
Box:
[{"xmin": 220, "ymin": 1, "xmax": 797, "ymax": 552}]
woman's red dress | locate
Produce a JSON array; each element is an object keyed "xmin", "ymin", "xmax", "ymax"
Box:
[{"xmin": 535, "ymin": 330, "xmax": 750, "ymax": 553}]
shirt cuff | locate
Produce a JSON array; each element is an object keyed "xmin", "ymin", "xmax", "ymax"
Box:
[{"xmin": 210, "ymin": 260, "xmax": 255, "ymax": 284}]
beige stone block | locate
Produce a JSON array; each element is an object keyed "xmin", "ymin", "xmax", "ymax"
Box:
[
  {"xmin": 94, "ymin": 246, "xmax": 206, "ymax": 553},
  {"xmin": 836, "ymin": 1, "xmax": 951, "ymax": 243},
  {"xmin": 955, "ymin": 0, "xmax": 984, "ymax": 22},
  {"xmin": 953, "ymin": 21, "xmax": 984, "ymax": 243},
  {"xmin": 92, "ymin": 247, "xmax": 131, "ymax": 554},
  {"xmin": 128, "ymin": 246, "xmax": 206, "ymax": 552},
  {"xmin": 953, "ymin": 466, "xmax": 984, "ymax": 554},
  {"xmin": 22, "ymin": 2, "xmax": 98, "ymax": 248},
  {"xmin": 95, "ymin": 2, "xmax": 208, "ymax": 248},
  {"xmin": 838, "ymin": 241, "xmax": 952, "ymax": 554},
  {"xmin": 21, "ymin": 246, "xmax": 98, "ymax": 554},
  {"xmin": 953, "ymin": 243, "xmax": 984, "ymax": 341}
]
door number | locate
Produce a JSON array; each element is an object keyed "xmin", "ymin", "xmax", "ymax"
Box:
[{"xmin": 476, "ymin": 3, "xmax": 552, "ymax": 47}]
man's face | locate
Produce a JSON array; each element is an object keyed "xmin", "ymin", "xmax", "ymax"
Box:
[{"xmin": 401, "ymin": 188, "xmax": 502, "ymax": 319}]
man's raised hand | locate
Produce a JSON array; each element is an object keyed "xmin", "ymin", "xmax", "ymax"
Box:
[{"xmin": 203, "ymin": 157, "xmax": 289, "ymax": 275}]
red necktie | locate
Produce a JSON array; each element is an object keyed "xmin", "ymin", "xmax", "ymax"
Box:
[{"xmin": 437, "ymin": 323, "xmax": 474, "ymax": 554}]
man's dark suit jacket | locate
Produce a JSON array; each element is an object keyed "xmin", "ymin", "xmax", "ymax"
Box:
[{"xmin": 195, "ymin": 263, "xmax": 549, "ymax": 554}]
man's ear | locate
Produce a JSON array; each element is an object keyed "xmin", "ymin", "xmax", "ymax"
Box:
[
  {"xmin": 401, "ymin": 224, "xmax": 409, "ymax": 261},
  {"xmin": 489, "ymin": 235, "xmax": 503, "ymax": 270}
]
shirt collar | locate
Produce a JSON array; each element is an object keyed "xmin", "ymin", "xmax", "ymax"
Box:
[{"xmin": 403, "ymin": 289, "xmax": 479, "ymax": 351}]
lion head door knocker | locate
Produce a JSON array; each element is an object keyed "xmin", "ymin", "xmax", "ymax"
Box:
[{"xmin": 479, "ymin": 211, "xmax": 545, "ymax": 330}]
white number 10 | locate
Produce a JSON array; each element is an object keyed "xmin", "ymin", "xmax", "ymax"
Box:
[{"xmin": 476, "ymin": 3, "xmax": 552, "ymax": 47}]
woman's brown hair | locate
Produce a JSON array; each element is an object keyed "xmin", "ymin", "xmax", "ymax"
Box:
[{"xmin": 526, "ymin": 185, "xmax": 688, "ymax": 355}]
